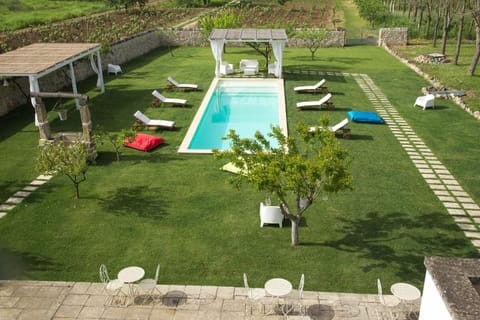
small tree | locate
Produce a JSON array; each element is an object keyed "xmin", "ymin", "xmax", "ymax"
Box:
[
  {"xmin": 96, "ymin": 126, "xmax": 136, "ymax": 162},
  {"xmin": 214, "ymin": 118, "xmax": 352, "ymax": 246},
  {"xmin": 37, "ymin": 140, "xmax": 89, "ymax": 199},
  {"xmin": 295, "ymin": 28, "xmax": 328, "ymax": 60}
]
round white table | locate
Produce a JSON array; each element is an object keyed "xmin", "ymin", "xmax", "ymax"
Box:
[
  {"xmin": 118, "ymin": 266, "xmax": 145, "ymax": 305},
  {"xmin": 390, "ymin": 283, "xmax": 421, "ymax": 301},
  {"xmin": 265, "ymin": 278, "xmax": 293, "ymax": 315},
  {"xmin": 391, "ymin": 282, "xmax": 421, "ymax": 319}
]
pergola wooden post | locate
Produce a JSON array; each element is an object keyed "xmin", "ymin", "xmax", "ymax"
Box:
[{"xmin": 30, "ymin": 91, "xmax": 96, "ymax": 160}]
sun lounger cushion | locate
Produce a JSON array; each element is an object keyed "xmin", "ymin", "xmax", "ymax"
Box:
[
  {"xmin": 124, "ymin": 133, "xmax": 164, "ymax": 152},
  {"xmin": 347, "ymin": 111, "xmax": 384, "ymax": 124}
]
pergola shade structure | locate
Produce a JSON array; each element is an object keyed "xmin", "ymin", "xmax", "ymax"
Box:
[
  {"xmin": 0, "ymin": 43, "xmax": 104, "ymax": 119},
  {"xmin": 208, "ymin": 28, "xmax": 288, "ymax": 78}
]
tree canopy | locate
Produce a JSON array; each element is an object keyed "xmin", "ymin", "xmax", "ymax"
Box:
[{"xmin": 214, "ymin": 119, "xmax": 352, "ymax": 246}]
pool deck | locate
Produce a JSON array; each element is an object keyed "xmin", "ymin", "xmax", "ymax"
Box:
[{"xmin": 0, "ymin": 280, "xmax": 420, "ymax": 320}]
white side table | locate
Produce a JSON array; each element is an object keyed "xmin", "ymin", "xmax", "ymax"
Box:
[
  {"xmin": 391, "ymin": 282, "xmax": 421, "ymax": 318},
  {"xmin": 118, "ymin": 266, "xmax": 145, "ymax": 305},
  {"xmin": 265, "ymin": 278, "xmax": 293, "ymax": 315}
]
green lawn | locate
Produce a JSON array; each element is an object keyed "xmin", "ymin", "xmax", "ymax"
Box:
[{"xmin": 0, "ymin": 45, "xmax": 478, "ymax": 293}]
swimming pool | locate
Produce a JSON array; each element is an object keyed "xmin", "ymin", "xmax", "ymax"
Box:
[{"xmin": 178, "ymin": 78, "xmax": 287, "ymax": 154}]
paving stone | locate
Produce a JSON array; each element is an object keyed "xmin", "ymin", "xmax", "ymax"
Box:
[
  {"xmin": 63, "ymin": 294, "xmax": 89, "ymax": 306},
  {"xmin": 421, "ymin": 173, "xmax": 436, "ymax": 179},
  {"xmin": 473, "ymin": 218, "xmax": 480, "ymax": 224},
  {"xmin": 464, "ymin": 231, "xmax": 480, "ymax": 238},
  {"xmin": 0, "ymin": 212, "xmax": 7, "ymax": 219},
  {"xmin": 456, "ymin": 197, "xmax": 475, "ymax": 203},
  {"xmin": 54, "ymin": 305, "xmax": 82, "ymax": 318},
  {"xmin": 13, "ymin": 286, "xmax": 41, "ymax": 297},
  {"xmin": 459, "ymin": 224, "xmax": 478, "ymax": 231},
  {"xmin": 77, "ymin": 306, "xmax": 105, "ymax": 319},
  {"xmin": 412, "ymin": 159, "xmax": 427, "ymax": 164},
  {"xmin": 37, "ymin": 286, "xmax": 68, "ymax": 297},
  {"xmin": 0, "ymin": 296, "xmax": 20, "ymax": 307},
  {"xmin": 431, "ymin": 164, "xmax": 446, "ymax": 169},
  {"xmin": 446, "ymin": 185, "xmax": 463, "ymax": 191},
  {"xmin": 17, "ymin": 308, "xmax": 51, "ymax": 320},
  {"xmin": 470, "ymin": 239, "xmax": 480, "ymax": 247},
  {"xmin": 23, "ymin": 186, "xmax": 39, "ymax": 192},
  {"xmin": 433, "ymin": 190, "xmax": 450, "ymax": 196},
  {"xmin": 434, "ymin": 169, "xmax": 450, "ymax": 175},
  {"xmin": 438, "ymin": 196, "xmax": 456, "ymax": 202},
  {"xmin": 417, "ymin": 167, "xmax": 432, "ymax": 172},
  {"xmin": 443, "ymin": 202, "xmax": 461, "ymax": 209},
  {"xmin": 14, "ymin": 297, "xmax": 57, "ymax": 309},
  {"xmin": 70, "ymin": 282, "xmax": 91, "ymax": 294},
  {"xmin": 447, "ymin": 209, "xmax": 465, "ymax": 216},
  {"xmin": 149, "ymin": 308, "xmax": 175, "ymax": 320},
  {"xmin": 102, "ymin": 306, "xmax": 128, "ymax": 319},
  {"xmin": 0, "ymin": 204, "xmax": 15, "ymax": 211},
  {"xmin": 125, "ymin": 306, "xmax": 153, "ymax": 319},
  {"xmin": 6, "ymin": 197, "xmax": 25, "ymax": 204},
  {"xmin": 13, "ymin": 191, "xmax": 31, "ymax": 197},
  {"xmin": 467, "ymin": 210, "xmax": 480, "ymax": 216},
  {"xmin": 463, "ymin": 203, "xmax": 480, "ymax": 210},
  {"xmin": 451, "ymin": 191, "xmax": 469, "ymax": 197},
  {"xmin": 30, "ymin": 180, "xmax": 47, "ymax": 186},
  {"xmin": 429, "ymin": 184, "xmax": 445, "ymax": 189},
  {"xmin": 439, "ymin": 175, "xmax": 455, "ymax": 180},
  {"xmin": 0, "ymin": 308, "xmax": 23, "ymax": 320},
  {"xmin": 37, "ymin": 175, "xmax": 53, "ymax": 180},
  {"xmin": 453, "ymin": 216, "xmax": 472, "ymax": 223},
  {"xmin": 409, "ymin": 155, "xmax": 423, "ymax": 160},
  {"xmin": 216, "ymin": 287, "xmax": 234, "ymax": 300}
]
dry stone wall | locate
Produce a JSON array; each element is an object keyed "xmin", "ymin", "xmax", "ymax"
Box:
[{"xmin": 378, "ymin": 27, "xmax": 408, "ymax": 46}]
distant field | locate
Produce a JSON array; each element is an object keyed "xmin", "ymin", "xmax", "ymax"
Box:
[{"xmin": 0, "ymin": 0, "xmax": 108, "ymax": 31}]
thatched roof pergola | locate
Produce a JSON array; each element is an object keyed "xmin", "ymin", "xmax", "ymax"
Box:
[{"xmin": 0, "ymin": 43, "xmax": 104, "ymax": 109}]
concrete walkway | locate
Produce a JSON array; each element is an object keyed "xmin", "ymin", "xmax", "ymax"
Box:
[{"xmin": 0, "ymin": 280, "xmax": 419, "ymax": 320}]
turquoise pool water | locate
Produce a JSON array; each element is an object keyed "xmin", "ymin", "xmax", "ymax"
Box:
[{"xmin": 179, "ymin": 79, "xmax": 286, "ymax": 153}]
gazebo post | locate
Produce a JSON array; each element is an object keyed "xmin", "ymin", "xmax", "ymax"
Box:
[
  {"xmin": 28, "ymin": 75, "xmax": 41, "ymax": 126},
  {"xmin": 95, "ymin": 50, "xmax": 105, "ymax": 93},
  {"xmin": 69, "ymin": 62, "xmax": 80, "ymax": 109}
]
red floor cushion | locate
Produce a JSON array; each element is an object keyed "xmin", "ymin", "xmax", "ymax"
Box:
[{"xmin": 124, "ymin": 133, "xmax": 164, "ymax": 152}]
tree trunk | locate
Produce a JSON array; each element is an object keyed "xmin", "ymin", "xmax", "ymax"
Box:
[
  {"xmin": 432, "ymin": 5, "xmax": 442, "ymax": 47},
  {"xmin": 440, "ymin": 3, "xmax": 450, "ymax": 55},
  {"xmin": 468, "ymin": 24, "xmax": 480, "ymax": 75},
  {"xmin": 454, "ymin": 1, "xmax": 466, "ymax": 65},
  {"xmin": 468, "ymin": 1, "xmax": 480, "ymax": 75},
  {"xmin": 290, "ymin": 217, "xmax": 300, "ymax": 246}
]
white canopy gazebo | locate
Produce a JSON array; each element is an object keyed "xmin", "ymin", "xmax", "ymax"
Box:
[
  {"xmin": 0, "ymin": 43, "xmax": 104, "ymax": 114},
  {"xmin": 208, "ymin": 28, "xmax": 288, "ymax": 78}
]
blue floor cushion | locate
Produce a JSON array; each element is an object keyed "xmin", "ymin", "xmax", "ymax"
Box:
[{"xmin": 347, "ymin": 111, "xmax": 384, "ymax": 124}]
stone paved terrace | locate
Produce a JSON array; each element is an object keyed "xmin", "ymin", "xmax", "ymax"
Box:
[{"xmin": 0, "ymin": 280, "xmax": 420, "ymax": 320}]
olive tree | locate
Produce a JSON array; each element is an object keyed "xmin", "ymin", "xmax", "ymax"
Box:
[
  {"xmin": 295, "ymin": 28, "xmax": 328, "ymax": 60},
  {"xmin": 214, "ymin": 119, "xmax": 352, "ymax": 246},
  {"xmin": 37, "ymin": 140, "xmax": 89, "ymax": 199}
]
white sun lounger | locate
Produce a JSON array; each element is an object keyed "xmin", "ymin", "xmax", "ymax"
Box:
[
  {"xmin": 167, "ymin": 76, "xmax": 198, "ymax": 91},
  {"xmin": 134, "ymin": 110, "xmax": 175, "ymax": 130},
  {"xmin": 296, "ymin": 93, "xmax": 333, "ymax": 109},
  {"xmin": 294, "ymin": 79, "xmax": 327, "ymax": 93},
  {"xmin": 309, "ymin": 118, "xmax": 350, "ymax": 138},
  {"xmin": 152, "ymin": 90, "xmax": 187, "ymax": 106}
]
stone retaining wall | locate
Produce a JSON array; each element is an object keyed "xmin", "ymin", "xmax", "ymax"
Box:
[
  {"xmin": 0, "ymin": 28, "xmax": 344, "ymax": 116},
  {"xmin": 378, "ymin": 27, "xmax": 408, "ymax": 46}
]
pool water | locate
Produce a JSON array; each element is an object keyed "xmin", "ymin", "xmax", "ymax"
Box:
[{"xmin": 179, "ymin": 78, "xmax": 286, "ymax": 153}]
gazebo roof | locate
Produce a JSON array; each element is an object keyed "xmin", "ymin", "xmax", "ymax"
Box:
[
  {"xmin": 0, "ymin": 43, "xmax": 101, "ymax": 78},
  {"xmin": 208, "ymin": 28, "xmax": 288, "ymax": 42}
]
